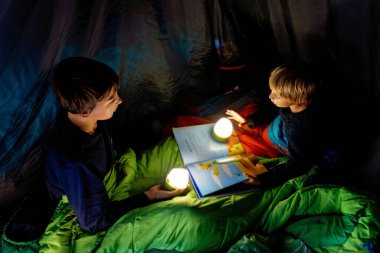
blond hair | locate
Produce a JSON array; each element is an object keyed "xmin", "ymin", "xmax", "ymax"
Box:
[{"xmin": 269, "ymin": 63, "xmax": 318, "ymax": 105}]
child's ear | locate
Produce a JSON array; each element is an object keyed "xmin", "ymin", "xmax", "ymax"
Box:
[{"xmin": 79, "ymin": 112, "xmax": 90, "ymax": 118}]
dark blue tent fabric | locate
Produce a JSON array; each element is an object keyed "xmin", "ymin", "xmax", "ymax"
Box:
[
  {"xmin": 0, "ymin": 0, "xmax": 217, "ymax": 208},
  {"xmin": 1, "ymin": 0, "xmax": 379, "ymax": 214}
]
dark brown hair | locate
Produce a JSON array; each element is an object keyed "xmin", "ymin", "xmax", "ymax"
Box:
[{"xmin": 52, "ymin": 57, "xmax": 120, "ymax": 114}]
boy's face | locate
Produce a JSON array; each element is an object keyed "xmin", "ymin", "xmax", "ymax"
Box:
[
  {"xmin": 268, "ymin": 88, "xmax": 294, "ymax": 108},
  {"xmin": 88, "ymin": 88, "xmax": 122, "ymax": 120}
]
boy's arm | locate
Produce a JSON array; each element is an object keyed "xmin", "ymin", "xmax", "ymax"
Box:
[
  {"xmin": 60, "ymin": 162, "xmax": 149, "ymax": 233},
  {"xmin": 256, "ymin": 117, "xmax": 315, "ymax": 187}
]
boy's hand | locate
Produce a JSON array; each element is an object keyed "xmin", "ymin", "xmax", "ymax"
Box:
[
  {"xmin": 243, "ymin": 175, "xmax": 261, "ymax": 185},
  {"xmin": 145, "ymin": 185, "xmax": 188, "ymax": 201},
  {"xmin": 225, "ymin": 109, "xmax": 247, "ymax": 127},
  {"xmin": 238, "ymin": 156, "xmax": 268, "ymax": 177},
  {"xmin": 238, "ymin": 155, "xmax": 267, "ymax": 185}
]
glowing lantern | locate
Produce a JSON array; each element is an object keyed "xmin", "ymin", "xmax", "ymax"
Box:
[
  {"xmin": 213, "ymin": 117, "xmax": 233, "ymax": 140},
  {"xmin": 166, "ymin": 168, "xmax": 189, "ymax": 190}
]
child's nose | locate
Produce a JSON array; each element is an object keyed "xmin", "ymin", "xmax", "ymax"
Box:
[{"xmin": 115, "ymin": 93, "xmax": 123, "ymax": 104}]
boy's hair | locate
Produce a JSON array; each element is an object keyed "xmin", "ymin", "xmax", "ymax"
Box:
[
  {"xmin": 51, "ymin": 57, "xmax": 120, "ymax": 114},
  {"xmin": 269, "ymin": 62, "xmax": 319, "ymax": 105}
]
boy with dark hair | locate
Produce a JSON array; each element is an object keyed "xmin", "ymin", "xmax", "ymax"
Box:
[{"xmin": 46, "ymin": 57, "xmax": 184, "ymax": 233}]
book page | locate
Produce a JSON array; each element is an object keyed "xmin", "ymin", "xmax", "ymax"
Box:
[
  {"xmin": 186, "ymin": 159, "xmax": 248, "ymax": 197},
  {"xmin": 173, "ymin": 123, "xmax": 244, "ymax": 165}
]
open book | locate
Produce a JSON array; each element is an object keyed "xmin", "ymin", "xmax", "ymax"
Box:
[{"xmin": 173, "ymin": 123, "xmax": 261, "ymax": 198}]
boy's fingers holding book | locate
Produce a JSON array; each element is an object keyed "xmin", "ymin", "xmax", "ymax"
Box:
[
  {"xmin": 243, "ymin": 175, "xmax": 261, "ymax": 185},
  {"xmin": 253, "ymin": 163, "xmax": 268, "ymax": 175},
  {"xmin": 244, "ymin": 153, "xmax": 259, "ymax": 165},
  {"xmin": 239, "ymin": 157, "xmax": 267, "ymax": 176},
  {"xmin": 239, "ymin": 158, "xmax": 256, "ymax": 177}
]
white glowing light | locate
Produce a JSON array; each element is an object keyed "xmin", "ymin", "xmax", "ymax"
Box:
[
  {"xmin": 213, "ymin": 117, "xmax": 233, "ymax": 140},
  {"xmin": 166, "ymin": 168, "xmax": 189, "ymax": 190}
]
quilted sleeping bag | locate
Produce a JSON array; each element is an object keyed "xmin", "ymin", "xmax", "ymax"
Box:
[{"xmin": 2, "ymin": 137, "xmax": 379, "ymax": 253}]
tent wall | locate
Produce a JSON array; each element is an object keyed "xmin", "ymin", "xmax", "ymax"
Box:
[{"xmin": 0, "ymin": 0, "xmax": 379, "ymax": 214}]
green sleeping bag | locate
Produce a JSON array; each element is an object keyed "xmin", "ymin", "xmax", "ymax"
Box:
[{"xmin": 2, "ymin": 137, "xmax": 379, "ymax": 252}]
